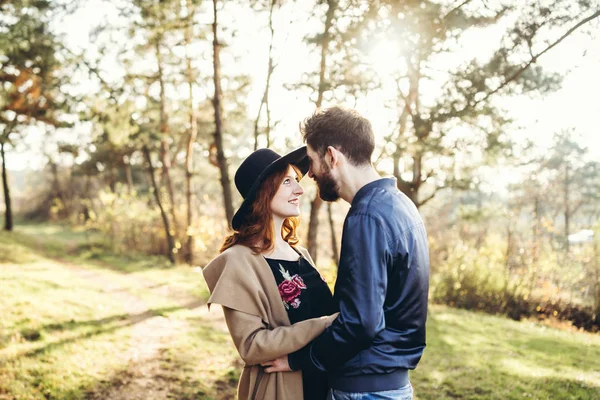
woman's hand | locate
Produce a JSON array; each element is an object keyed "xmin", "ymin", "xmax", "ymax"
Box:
[{"xmin": 261, "ymin": 355, "xmax": 291, "ymax": 373}]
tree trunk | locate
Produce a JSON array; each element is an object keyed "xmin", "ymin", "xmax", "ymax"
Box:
[
  {"xmin": 533, "ymin": 194, "xmax": 540, "ymax": 264},
  {"xmin": 49, "ymin": 160, "xmax": 64, "ymax": 202},
  {"xmin": 1, "ymin": 142, "xmax": 13, "ymax": 231},
  {"xmin": 528, "ymin": 194, "xmax": 541, "ymax": 296},
  {"xmin": 184, "ymin": 0, "xmax": 198, "ymax": 264},
  {"xmin": 564, "ymin": 162, "xmax": 570, "ymax": 254},
  {"xmin": 212, "ymin": 0, "xmax": 235, "ymax": 228},
  {"xmin": 502, "ymin": 224, "xmax": 514, "ymax": 309},
  {"xmin": 307, "ymin": 196, "xmax": 323, "ymax": 262},
  {"xmin": 593, "ymin": 232, "xmax": 600, "ymax": 324},
  {"xmin": 143, "ymin": 146, "xmax": 176, "ymax": 264},
  {"xmin": 263, "ymin": 0, "xmax": 276, "ymax": 149},
  {"xmin": 306, "ymin": 0, "xmax": 337, "ymax": 260},
  {"xmin": 124, "ymin": 158, "xmax": 134, "ymax": 194},
  {"xmin": 155, "ymin": 37, "xmax": 179, "ymax": 236},
  {"xmin": 392, "ymin": 87, "xmax": 413, "ymax": 202},
  {"xmin": 396, "ymin": 177, "xmax": 418, "ymax": 206},
  {"xmin": 253, "ymin": 0, "xmax": 277, "ymax": 151},
  {"xmin": 394, "ymin": 54, "xmax": 424, "ymax": 208},
  {"xmin": 327, "ymin": 203, "xmax": 338, "ymax": 264}
]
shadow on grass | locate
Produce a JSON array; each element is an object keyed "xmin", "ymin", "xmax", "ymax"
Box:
[
  {"xmin": 40, "ymin": 300, "xmax": 206, "ymax": 333},
  {"xmin": 9, "ymin": 301, "xmax": 205, "ymax": 361},
  {"xmin": 0, "ymin": 276, "xmax": 68, "ymax": 290}
]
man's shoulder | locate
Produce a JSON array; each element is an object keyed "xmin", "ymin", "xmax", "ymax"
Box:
[
  {"xmin": 348, "ymin": 185, "xmax": 424, "ymax": 235},
  {"xmin": 349, "ymin": 185, "xmax": 404, "ymax": 217}
]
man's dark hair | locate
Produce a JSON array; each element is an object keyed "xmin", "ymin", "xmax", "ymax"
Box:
[{"xmin": 300, "ymin": 107, "xmax": 374, "ymax": 166}]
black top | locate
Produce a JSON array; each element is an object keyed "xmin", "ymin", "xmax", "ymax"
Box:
[{"xmin": 264, "ymin": 254, "xmax": 337, "ymax": 400}]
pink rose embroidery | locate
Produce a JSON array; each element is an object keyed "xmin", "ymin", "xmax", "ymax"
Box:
[
  {"xmin": 290, "ymin": 298, "xmax": 301, "ymax": 309},
  {"xmin": 278, "ymin": 280, "xmax": 302, "ymax": 303},
  {"xmin": 278, "ymin": 264, "xmax": 306, "ymax": 309},
  {"xmin": 291, "ymin": 275, "xmax": 306, "ymax": 289}
]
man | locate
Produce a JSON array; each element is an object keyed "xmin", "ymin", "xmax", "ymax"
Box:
[{"xmin": 261, "ymin": 107, "xmax": 430, "ymax": 400}]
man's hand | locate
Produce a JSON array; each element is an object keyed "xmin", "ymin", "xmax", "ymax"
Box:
[{"xmin": 261, "ymin": 355, "xmax": 291, "ymax": 373}]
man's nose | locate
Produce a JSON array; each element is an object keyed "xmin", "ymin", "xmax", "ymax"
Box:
[{"xmin": 307, "ymin": 169, "xmax": 314, "ymax": 179}]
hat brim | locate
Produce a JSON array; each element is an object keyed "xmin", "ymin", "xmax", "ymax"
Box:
[{"xmin": 231, "ymin": 146, "xmax": 309, "ymax": 230}]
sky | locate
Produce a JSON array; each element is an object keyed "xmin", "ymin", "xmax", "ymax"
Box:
[{"xmin": 6, "ymin": 1, "xmax": 600, "ymax": 193}]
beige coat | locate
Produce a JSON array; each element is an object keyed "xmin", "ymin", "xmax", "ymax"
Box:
[{"xmin": 202, "ymin": 244, "xmax": 336, "ymax": 400}]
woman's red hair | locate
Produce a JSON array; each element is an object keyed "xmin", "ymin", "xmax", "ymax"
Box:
[{"xmin": 220, "ymin": 164, "xmax": 301, "ymax": 254}]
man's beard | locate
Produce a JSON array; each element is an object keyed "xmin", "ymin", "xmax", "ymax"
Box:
[{"xmin": 315, "ymin": 163, "xmax": 340, "ymax": 202}]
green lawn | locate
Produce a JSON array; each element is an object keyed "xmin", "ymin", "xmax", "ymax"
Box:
[
  {"xmin": 1, "ymin": 223, "xmax": 599, "ymax": 399},
  {"xmin": 415, "ymin": 307, "xmax": 599, "ymax": 399},
  {"xmin": 0, "ymin": 224, "xmax": 231, "ymax": 400}
]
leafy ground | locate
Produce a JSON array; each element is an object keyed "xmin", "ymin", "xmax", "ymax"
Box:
[{"xmin": 1, "ymin": 223, "xmax": 599, "ymax": 399}]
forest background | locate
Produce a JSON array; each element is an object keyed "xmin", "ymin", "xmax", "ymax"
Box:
[{"xmin": 1, "ymin": 0, "xmax": 600, "ymax": 398}]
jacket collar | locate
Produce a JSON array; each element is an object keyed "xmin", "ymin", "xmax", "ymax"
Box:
[{"xmin": 352, "ymin": 177, "xmax": 397, "ymax": 206}]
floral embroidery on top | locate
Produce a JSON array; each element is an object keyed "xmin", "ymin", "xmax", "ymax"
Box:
[{"xmin": 278, "ymin": 264, "xmax": 306, "ymax": 309}]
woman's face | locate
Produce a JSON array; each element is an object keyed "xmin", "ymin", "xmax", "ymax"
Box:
[{"xmin": 270, "ymin": 165, "xmax": 304, "ymax": 219}]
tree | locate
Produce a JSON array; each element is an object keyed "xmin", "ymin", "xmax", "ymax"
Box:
[
  {"xmin": 212, "ymin": 0, "xmax": 235, "ymax": 228},
  {"xmin": 346, "ymin": 0, "xmax": 600, "ymax": 207},
  {"xmin": 252, "ymin": 0, "xmax": 279, "ymax": 151},
  {"xmin": 129, "ymin": 0, "xmax": 182, "ymax": 235},
  {"xmin": 0, "ymin": 140, "xmax": 11, "ymax": 230},
  {"xmin": 0, "ymin": 0, "xmax": 71, "ymax": 230},
  {"xmin": 182, "ymin": 0, "xmax": 201, "ymax": 264},
  {"xmin": 542, "ymin": 130, "xmax": 591, "ymax": 253}
]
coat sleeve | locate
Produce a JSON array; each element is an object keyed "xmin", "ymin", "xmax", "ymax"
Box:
[{"xmin": 222, "ymin": 306, "xmax": 338, "ymax": 366}]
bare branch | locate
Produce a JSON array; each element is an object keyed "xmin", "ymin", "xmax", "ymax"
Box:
[
  {"xmin": 60, "ymin": 44, "xmax": 122, "ymax": 103},
  {"xmin": 470, "ymin": 9, "xmax": 600, "ymax": 110},
  {"xmin": 443, "ymin": 0, "xmax": 475, "ymax": 20},
  {"xmin": 417, "ymin": 189, "xmax": 440, "ymax": 208}
]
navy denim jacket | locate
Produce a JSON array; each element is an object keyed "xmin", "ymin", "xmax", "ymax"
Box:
[{"xmin": 289, "ymin": 178, "xmax": 430, "ymax": 392}]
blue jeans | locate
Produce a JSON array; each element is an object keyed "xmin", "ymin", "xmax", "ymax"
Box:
[{"xmin": 327, "ymin": 383, "xmax": 413, "ymax": 400}]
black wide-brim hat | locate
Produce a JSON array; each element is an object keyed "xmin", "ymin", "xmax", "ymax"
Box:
[{"xmin": 231, "ymin": 146, "xmax": 309, "ymax": 230}]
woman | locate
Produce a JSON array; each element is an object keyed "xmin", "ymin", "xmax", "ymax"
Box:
[{"xmin": 203, "ymin": 147, "xmax": 338, "ymax": 400}]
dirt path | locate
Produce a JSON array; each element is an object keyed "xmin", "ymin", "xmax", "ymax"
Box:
[{"xmin": 56, "ymin": 259, "xmax": 228, "ymax": 400}]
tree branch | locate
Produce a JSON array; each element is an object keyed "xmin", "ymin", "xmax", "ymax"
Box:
[
  {"xmin": 417, "ymin": 189, "xmax": 440, "ymax": 208},
  {"xmin": 60, "ymin": 44, "xmax": 122, "ymax": 103},
  {"xmin": 443, "ymin": 0, "xmax": 475, "ymax": 21},
  {"xmin": 396, "ymin": 78, "xmax": 416, "ymax": 121},
  {"xmin": 469, "ymin": 9, "xmax": 600, "ymax": 110}
]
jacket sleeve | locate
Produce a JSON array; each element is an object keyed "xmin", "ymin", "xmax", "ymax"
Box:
[
  {"xmin": 222, "ymin": 306, "xmax": 338, "ymax": 366},
  {"xmin": 292, "ymin": 214, "xmax": 389, "ymax": 372}
]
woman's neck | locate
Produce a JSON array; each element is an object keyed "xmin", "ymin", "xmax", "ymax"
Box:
[{"xmin": 264, "ymin": 216, "xmax": 298, "ymax": 260}]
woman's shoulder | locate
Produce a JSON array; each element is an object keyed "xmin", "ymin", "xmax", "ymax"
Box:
[
  {"xmin": 220, "ymin": 243, "xmax": 255, "ymax": 257},
  {"xmin": 207, "ymin": 244, "xmax": 256, "ymax": 266},
  {"xmin": 203, "ymin": 245, "xmax": 263, "ymax": 291}
]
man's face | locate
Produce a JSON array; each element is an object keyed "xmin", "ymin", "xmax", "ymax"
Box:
[{"xmin": 306, "ymin": 145, "xmax": 340, "ymax": 202}]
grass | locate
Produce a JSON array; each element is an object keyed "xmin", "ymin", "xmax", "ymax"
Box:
[
  {"xmin": 0, "ymin": 223, "xmax": 225, "ymax": 400},
  {"xmin": 1, "ymin": 222, "xmax": 599, "ymax": 399},
  {"xmin": 415, "ymin": 306, "xmax": 600, "ymax": 399}
]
